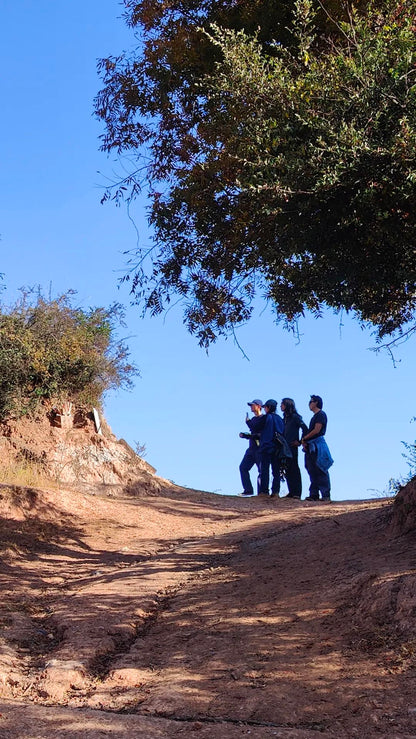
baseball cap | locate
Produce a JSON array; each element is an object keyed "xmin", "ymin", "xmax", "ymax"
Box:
[
  {"xmin": 247, "ymin": 399, "xmax": 263, "ymax": 407},
  {"xmin": 263, "ymin": 399, "xmax": 277, "ymax": 409}
]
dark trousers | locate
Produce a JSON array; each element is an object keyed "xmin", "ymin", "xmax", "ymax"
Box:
[
  {"xmin": 239, "ymin": 448, "xmax": 260, "ymax": 494},
  {"xmin": 259, "ymin": 449, "xmax": 281, "ymax": 495},
  {"xmin": 284, "ymin": 447, "xmax": 302, "ymax": 498},
  {"xmin": 305, "ymin": 450, "xmax": 331, "ymax": 499}
]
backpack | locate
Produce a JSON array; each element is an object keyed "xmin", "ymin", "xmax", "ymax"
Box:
[{"xmin": 273, "ymin": 431, "xmax": 293, "ymax": 476}]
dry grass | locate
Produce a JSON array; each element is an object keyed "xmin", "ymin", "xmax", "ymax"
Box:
[{"xmin": 0, "ymin": 461, "xmax": 57, "ymax": 491}]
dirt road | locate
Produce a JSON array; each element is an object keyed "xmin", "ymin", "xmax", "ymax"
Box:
[{"xmin": 0, "ymin": 483, "xmax": 415, "ymax": 738}]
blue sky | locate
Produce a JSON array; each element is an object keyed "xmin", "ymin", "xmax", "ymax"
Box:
[{"xmin": 0, "ymin": 0, "xmax": 414, "ymax": 500}]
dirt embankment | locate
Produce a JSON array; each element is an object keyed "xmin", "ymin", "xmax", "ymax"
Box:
[
  {"xmin": 0, "ymin": 404, "xmax": 160, "ymax": 489},
  {"xmin": 0, "ymin": 476, "xmax": 416, "ymax": 738}
]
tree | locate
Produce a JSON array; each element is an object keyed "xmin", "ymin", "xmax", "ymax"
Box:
[
  {"xmin": 95, "ymin": 0, "xmax": 416, "ymax": 347},
  {"xmin": 0, "ymin": 290, "xmax": 138, "ymax": 419}
]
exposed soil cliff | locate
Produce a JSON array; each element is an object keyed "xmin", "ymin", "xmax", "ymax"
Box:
[{"xmin": 0, "ymin": 403, "xmax": 163, "ymax": 492}]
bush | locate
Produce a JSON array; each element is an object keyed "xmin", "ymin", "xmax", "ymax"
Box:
[
  {"xmin": 0, "ymin": 290, "xmax": 138, "ymax": 419},
  {"xmin": 383, "ymin": 428, "xmax": 416, "ymax": 496}
]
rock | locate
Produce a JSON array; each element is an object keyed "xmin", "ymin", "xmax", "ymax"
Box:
[
  {"xmin": 109, "ymin": 667, "xmax": 144, "ymax": 686},
  {"xmin": 41, "ymin": 660, "xmax": 88, "ymax": 700}
]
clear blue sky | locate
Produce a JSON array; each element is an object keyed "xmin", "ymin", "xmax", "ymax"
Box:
[{"xmin": 0, "ymin": 1, "xmax": 414, "ymax": 500}]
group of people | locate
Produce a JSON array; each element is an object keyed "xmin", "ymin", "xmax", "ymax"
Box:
[{"xmin": 238, "ymin": 395, "xmax": 333, "ymax": 502}]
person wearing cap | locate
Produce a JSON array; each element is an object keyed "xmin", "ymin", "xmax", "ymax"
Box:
[
  {"xmin": 238, "ymin": 399, "xmax": 264, "ymax": 496},
  {"xmin": 258, "ymin": 399, "xmax": 284, "ymax": 497},
  {"xmin": 301, "ymin": 395, "xmax": 333, "ymax": 501}
]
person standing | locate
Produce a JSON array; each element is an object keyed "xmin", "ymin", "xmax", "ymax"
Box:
[
  {"xmin": 302, "ymin": 395, "xmax": 333, "ymax": 502},
  {"xmin": 258, "ymin": 399, "xmax": 284, "ymax": 497},
  {"xmin": 239, "ymin": 399, "xmax": 264, "ymax": 496},
  {"xmin": 280, "ymin": 398, "xmax": 308, "ymax": 500}
]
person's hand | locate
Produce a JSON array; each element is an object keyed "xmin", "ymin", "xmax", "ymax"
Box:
[{"xmin": 291, "ymin": 440, "xmax": 301, "ymax": 447}]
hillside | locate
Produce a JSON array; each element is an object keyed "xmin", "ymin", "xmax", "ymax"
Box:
[{"xmin": 1, "ymin": 456, "xmax": 416, "ymax": 738}]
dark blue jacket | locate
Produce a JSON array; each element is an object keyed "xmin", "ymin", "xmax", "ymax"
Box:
[
  {"xmin": 308, "ymin": 437, "xmax": 334, "ymax": 472},
  {"xmin": 245, "ymin": 414, "xmax": 264, "ymax": 451},
  {"xmin": 259, "ymin": 412, "xmax": 284, "ymax": 453}
]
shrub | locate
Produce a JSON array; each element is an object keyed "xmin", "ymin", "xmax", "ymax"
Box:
[
  {"xmin": 0, "ymin": 290, "xmax": 138, "ymax": 419},
  {"xmin": 382, "ymin": 430, "xmax": 416, "ymax": 496}
]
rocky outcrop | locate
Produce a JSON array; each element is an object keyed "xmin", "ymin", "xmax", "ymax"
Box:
[{"xmin": 0, "ymin": 403, "xmax": 167, "ymax": 494}]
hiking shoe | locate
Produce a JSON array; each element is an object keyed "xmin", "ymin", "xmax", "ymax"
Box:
[
  {"xmin": 282, "ymin": 494, "xmax": 301, "ymax": 500},
  {"xmin": 240, "ymin": 491, "xmax": 254, "ymax": 497},
  {"xmin": 257, "ymin": 492, "xmax": 269, "ymax": 496},
  {"xmin": 304, "ymin": 496, "xmax": 319, "ymax": 501}
]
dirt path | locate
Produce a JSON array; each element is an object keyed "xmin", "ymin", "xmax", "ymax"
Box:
[{"xmin": 0, "ymin": 484, "xmax": 416, "ymax": 738}]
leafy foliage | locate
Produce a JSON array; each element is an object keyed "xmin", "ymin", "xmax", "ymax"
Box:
[
  {"xmin": 383, "ymin": 439, "xmax": 416, "ymax": 496},
  {"xmin": 96, "ymin": 0, "xmax": 416, "ymax": 347},
  {"xmin": 0, "ymin": 291, "xmax": 138, "ymax": 419},
  {"xmin": 402, "ymin": 439, "xmax": 416, "ymax": 480}
]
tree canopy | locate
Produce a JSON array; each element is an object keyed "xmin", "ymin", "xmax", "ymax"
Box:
[{"xmin": 95, "ymin": 0, "xmax": 416, "ymax": 347}]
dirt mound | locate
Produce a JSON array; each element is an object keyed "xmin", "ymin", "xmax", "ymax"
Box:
[
  {"xmin": 332, "ymin": 569, "xmax": 416, "ymax": 654},
  {"xmin": 390, "ymin": 477, "xmax": 416, "ymax": 536},
  {"xmin": 324, "ymin": 490, "xmax": 416, "ymax": 651}
]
